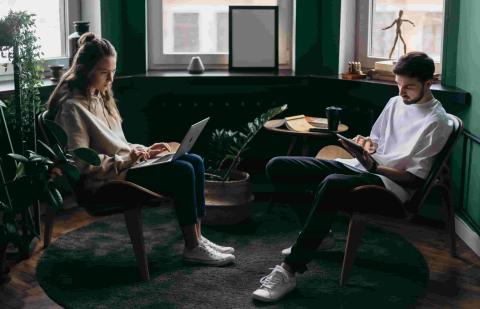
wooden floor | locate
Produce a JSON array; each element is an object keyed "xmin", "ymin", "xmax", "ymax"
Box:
[{"xmin": 1, "ymin": 205, "xmax": 480, "ymax": 308}]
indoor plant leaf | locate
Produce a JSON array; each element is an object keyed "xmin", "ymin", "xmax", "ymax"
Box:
[
  {"xmin": 73, "ymin": 148, "xmax": 101, "ymax": 166},
  {"xmin": 44, "ymin": 119, "xmax": 68, "ymax": 148},
  {"xmin": 7, "ymin": 153, "xmax": 28, "ymax": 163},
  {"xmin": 60, "ymin": 162, "xmax": 80, "ymax": 181},
  {"xmin": 37, "ymin": 140, "xmax": 57, "ymax": 159}
]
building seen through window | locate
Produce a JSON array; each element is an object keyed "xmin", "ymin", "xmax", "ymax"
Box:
[
  {"xmin": 370, "ymin": 0, "xmax": 444, "ymax": 62},
  {"xmin": 163, "ymin": 0, "xmax": 277, "ymax": 55}
]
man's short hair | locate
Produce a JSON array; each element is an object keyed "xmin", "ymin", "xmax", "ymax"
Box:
[{"xmin": 393, "ymin": 52, "xmax": 435, "ymax": 83}]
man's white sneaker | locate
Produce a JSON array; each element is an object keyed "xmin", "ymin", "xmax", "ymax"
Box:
[
  {"xmin": 252, "ymin": 265, "xmax": 296, "ymax": 302},
  {"xmin": 201, "ymin": 236, "xmax": 235, "ymax": 254},
  {"xmin": 281, "ymin": 234, "xmax": 336, "ymax": 256},
  {"xmin": 183, "ymin": 242, "xmax": 235, "ymax": 266}
]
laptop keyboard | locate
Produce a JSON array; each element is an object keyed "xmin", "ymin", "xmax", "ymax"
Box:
[{"xmin": 155, "ymin": 153, "xmax": 174, "ymax": 162}]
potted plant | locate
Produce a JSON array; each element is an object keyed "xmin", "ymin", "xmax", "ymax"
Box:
[
  {"xmin": 0, "ymin": 10, "xmax": 43, "ymax": 151},
  {"xmin": 0, "ymin": 10, "xmax": 46, "ymax": 264},
  {"xmin": 203, "ymin": 104, "xmax": 287, "ymax": 225},
  {"xmin": 0, "ymin": 103, "xmax": 100, "ymax": 268}
]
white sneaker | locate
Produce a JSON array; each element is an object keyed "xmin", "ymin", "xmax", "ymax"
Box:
[
  {"xmin": 281, "ymin": 234, "xmax": 336, "ymax": 256},
  {"xmin": 252, "ymin": 265, "xmax": 296, "ymax": 302},
  {"xmin": 183, "ymin": 242, "xmax": 235, "ymax": 266},
  {"xmin": 201, "ymin": 236, "xmax": 235, "ymax": 254}
]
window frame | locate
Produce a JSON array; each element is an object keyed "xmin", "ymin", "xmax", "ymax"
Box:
[
  {"xmin": 147, "ymin": 0, "xmax": 293, "ymax": 70},
  {"xmin": 0, "ymin": 0, "xmax": 80, "ymax": 81},
  {"xmin": 355, "ymin": 0, "xmax": 446, "ymax": 69}
]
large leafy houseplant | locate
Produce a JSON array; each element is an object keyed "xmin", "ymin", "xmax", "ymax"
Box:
[
  {"xmin": 0, "ymin": 10, "xmax": 43, "ymax": 151},
  {"xmin": 206, "ymin": 104, "xmax": 287, "ymax": 181},
  {"xmin": 0, "ymin": 105, "xmax": 100, "ymax": 264},
  {"xmin": 0, "ymin": 11, "xmax": 46, "ymax": 269}
]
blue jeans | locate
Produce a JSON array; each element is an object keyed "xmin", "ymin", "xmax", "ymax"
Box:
[
  {"xmin": 126, "ymin": 153, "xmax": 206, "ymax": 226},
  {"xmin": 266, "ymin": 156, "xmax": 384, "ymax": 273}
]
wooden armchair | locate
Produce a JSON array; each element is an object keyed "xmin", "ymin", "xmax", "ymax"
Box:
[
  {"xmin": 316, "ymin": 114, "xmax": 463, "ymax": 286},
  {"xmin": 37, "ymin": 111, "xmax": 169, "ymax": 281}
]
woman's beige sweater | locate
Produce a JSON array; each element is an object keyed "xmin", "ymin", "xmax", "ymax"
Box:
[{"xmin": 54, "ymin": 95, "xmax": 144, "ymax": 193}]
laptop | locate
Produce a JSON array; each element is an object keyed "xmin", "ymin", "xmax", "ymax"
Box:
[{"xmin": 130, "ymin": 117, "xmax": 209, "ymax": 169}]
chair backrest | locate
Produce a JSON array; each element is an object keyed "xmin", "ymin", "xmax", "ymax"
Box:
[
  {"xmin": 405, "ymin": 114, "xmax": 463, "ymax": 213},
  {"xmin": 36, "ymin": 110, "xmax": 93, "ymax": 202},
  {"xmin": 36, "ymin": 110, "xmax": 54, "ymax": 147}
]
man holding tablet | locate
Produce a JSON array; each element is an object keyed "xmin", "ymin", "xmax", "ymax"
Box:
[{"xmin": 252, "ymin": 52, "xmax": 453, "ymax": 302}]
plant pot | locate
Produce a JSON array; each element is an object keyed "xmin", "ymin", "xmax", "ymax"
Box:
[{"xmin": 203, "ymin": 170, "xmax": 254, "ymax": 225}]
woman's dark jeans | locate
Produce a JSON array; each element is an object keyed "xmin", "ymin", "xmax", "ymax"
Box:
[{"xmin": 126, "ymin": 153, "xmax": 205, "ymax": 226}]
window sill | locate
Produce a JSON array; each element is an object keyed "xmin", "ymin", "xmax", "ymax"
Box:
[
  {"xmin": 129, "ymin": 69, "xmax": 296, "ymax": 78},
  {"xmin": 0, "ymin": 71, "xmax": 470, "ymax": 106},
  {"xmin": 0, "ymin": 78, "xmax": 58, "ymax": 99},
  {"xmin": 312, "ymin": 74, "xmax": 471, "ymax": 105}
]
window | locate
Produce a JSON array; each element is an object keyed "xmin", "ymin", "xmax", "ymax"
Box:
[
  {"xmin": 148, "ymin": 0, "xmax": 293, "ymax": 70},
  {"xmin": 0, "ymin": 0, "xmax": 81, "ymax": 81},
  {"xmin": 356, "ymin": 0, "xmax": 445, "ymax": 69}
]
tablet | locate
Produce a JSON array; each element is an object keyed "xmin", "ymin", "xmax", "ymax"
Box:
[{"xmin": 336, "ymin": 133, "xmax": 365, "ymax": 158}]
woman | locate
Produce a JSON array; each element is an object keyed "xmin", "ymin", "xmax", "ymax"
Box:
[{"xmin": 47, "ymin": 32, "xmax": 235, "ymax": 266}]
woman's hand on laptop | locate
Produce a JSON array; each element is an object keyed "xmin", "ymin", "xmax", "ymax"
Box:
[
  {"xmin": 147, "ymin": 142, "xmax": 175, "ymax": 158},
  {"xmin": 130, "ymin": 148, "xmax": 149, "ymax": 163},
  {"xmin": 167, "ymin": 142, "xmax": 180, "ymax": 153}
]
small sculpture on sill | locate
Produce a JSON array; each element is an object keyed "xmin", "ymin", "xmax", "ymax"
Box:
[
  {"xmin": 341, "ymin": 61, "xmax": 366, "ymax": 80},
  {"xmin": 382, "ymin": 10, "xmax": 415, "ymax": 59}
]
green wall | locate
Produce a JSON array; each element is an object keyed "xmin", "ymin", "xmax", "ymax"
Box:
[
  {"xmin": 451, "ymin": 0, "xmax": 480, "ymax": 229},
  {"xmin": 295, "ymin": 0, "xmax": 341, "ymax": 75},
  {"xmin": 101, "ymin": 0, "xmax": 146, "ymax": 75}
]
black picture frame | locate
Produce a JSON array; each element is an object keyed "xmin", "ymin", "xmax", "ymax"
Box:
[{"xmin": 229, "ymin": 6, "xmax": 278, "ymax": 71}]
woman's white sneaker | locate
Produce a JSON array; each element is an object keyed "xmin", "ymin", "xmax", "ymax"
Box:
[
  {"xmin": 201, "ymin": 236, "xmax": 235, "ymax": 254},
  {"xmin": 183, "ymin": 242, "xmax": 235, "ymax": 266},
  {"xmin": 252, "ymin": 265, "xmax": 296, "ymax": 302}
]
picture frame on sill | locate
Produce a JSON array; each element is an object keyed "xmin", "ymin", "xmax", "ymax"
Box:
[{"xmin": 229, "ymin": 6, "xmax": 278, "ymax": 71}]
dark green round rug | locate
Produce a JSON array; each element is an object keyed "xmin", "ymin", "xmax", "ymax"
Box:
[{"xmin": 37, "ymin": 202, "xmax": 428, "ymax": 308}]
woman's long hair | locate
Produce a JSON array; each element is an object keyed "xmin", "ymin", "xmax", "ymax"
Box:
[{"xmin": 46, "ymin": 32, "xmax": 121, "ymax": 122}]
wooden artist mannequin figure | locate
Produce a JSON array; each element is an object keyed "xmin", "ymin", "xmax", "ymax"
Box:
[{"xmin": 382, "ymin": 10, "xmax": 415, "ymax": 59}]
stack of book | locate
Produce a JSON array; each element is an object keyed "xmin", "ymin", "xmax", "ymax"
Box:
[
  {"xmin": 368, "ymin": 60, "xmax": 441, "ymax": 82},
  {"xmin": 284, "ymin": 115, "xmax": 329, "ymax": 132},
  {"xmin": 284, "ymin": 115, "xmax": 315, "ymax": 132}
]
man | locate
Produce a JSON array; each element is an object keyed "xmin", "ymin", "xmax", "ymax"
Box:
[{"xmin": 252, "ymin": 52, "xmax": 453, "ymax": 302}]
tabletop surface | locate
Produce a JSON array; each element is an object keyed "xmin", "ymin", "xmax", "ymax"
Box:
[{"xmin": 264, "ymin": 117, "xmax": 348, "ymax": 136}]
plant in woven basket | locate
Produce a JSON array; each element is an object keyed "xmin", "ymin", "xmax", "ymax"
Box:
[{"xmin": 206, "ymin": 104, "xmax": 287, "ymax": 181}]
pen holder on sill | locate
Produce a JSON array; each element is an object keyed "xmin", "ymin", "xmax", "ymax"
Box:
[{"xmin": 341, "ymin": 61, "xmax": 367, "ymax": 80}]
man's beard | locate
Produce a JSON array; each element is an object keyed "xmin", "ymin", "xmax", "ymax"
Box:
[{"xmin": 402, "ymin": 84, "xmax": 425, "ymax": 105}]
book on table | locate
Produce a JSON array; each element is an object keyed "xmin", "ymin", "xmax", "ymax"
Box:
[
  {"xmin": 285, "ymin": 115, "xmax": 331, "ymax": 132},
  {"xmin": 284, "ymin": 115, "xmax": 316, "ymax": 132}
]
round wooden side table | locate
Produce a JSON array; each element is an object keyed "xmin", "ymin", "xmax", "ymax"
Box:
[{"xmin": 264, "ymin": 117, "xmax": 349, "ymax": 156}]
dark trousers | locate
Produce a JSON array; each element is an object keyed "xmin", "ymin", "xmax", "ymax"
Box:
[
  {"xmin": 266, "ymin": 156, "xmax": 384, "ymax": 273},
  {"xmin": 126, "ymin": 153, "xmax": 205, "ymax": 226}
]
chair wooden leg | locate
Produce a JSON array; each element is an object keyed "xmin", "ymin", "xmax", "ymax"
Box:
[
  {"xmin": 43, "ymin": 206, "xmax": 56, "ymax": 249},
  {"xmin": 340, "ymin": 215, "xmax": 367, "ymax": 286},
  {"xmin": 124, "ymin": 206, "xmax": 150, "ymax": 281},
  {"xmin": 440, "ymin": 185, "xmax": 457, "ymax": 257}
]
